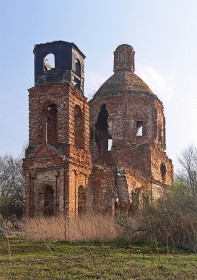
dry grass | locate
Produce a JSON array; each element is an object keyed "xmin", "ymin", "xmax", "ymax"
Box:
[
  {"xmin": 12, "ymin": 214, "xmax": 119, "ymax": 242},
  {"xmin": 3, "ymin": 209, "xmax": 197, "ymax": 253}
]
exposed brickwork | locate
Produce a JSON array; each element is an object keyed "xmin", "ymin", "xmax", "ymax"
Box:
[
  {"xmin": 23, "ymin": 41, "xmax": 173, "ymax": 218},
  {"xmin": 23, "ymin": 81, "xmax": 91, "ymax": 218},
  {"xmin": 89, "ymin": 44, "xmax": 173, "ymax": 214}
]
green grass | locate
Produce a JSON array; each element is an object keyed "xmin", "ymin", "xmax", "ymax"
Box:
[{"xmin": 0, "ymin": 238, "xmax": 196, "ymax": 279}]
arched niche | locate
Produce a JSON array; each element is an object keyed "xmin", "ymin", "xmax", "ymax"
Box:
[
  {"xmin": 78, "ymin": 186, "xmax": 86, "ymax": 215},
  {"xmin": 74, "ymin": 105, "xmax": 84, "ymax": 149},
  {"xmin": 43, "ymin": 186, "xmax": 54, "ymax": 216},
  {"xmin": 42, "ymin": 103, "xmax": 58, "ymax": 145}
]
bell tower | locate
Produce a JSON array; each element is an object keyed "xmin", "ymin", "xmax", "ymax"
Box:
[
  {"xmin": 34, "ymin": 41, "xmax": 85, "ymax": 91},
  {"xmin": 23, "ymin": 41, "xmax": 91, "ymax": 218}
]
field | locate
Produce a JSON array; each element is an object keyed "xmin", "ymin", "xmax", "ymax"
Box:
[{"xmin": 0, "ymin": 238, "xmax": 196, "ymax": 280}]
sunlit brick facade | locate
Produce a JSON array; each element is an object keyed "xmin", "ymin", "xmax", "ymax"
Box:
[{"xmin": 23, "ymin": 41, "xmax": 173, "ymax": 218}]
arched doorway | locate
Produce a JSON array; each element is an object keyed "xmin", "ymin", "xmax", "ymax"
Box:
[{"xmin": 44, "ymin": 186, "xmax": 54, "ymax": 216}]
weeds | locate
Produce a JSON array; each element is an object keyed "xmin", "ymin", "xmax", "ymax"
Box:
[
  {"xmin": 8, "ymin": 214, "xmax": 119, "ymax": 242},
  {"xmin": 3, "ymin": 210, "xmax": 197, "ymax": 254}
]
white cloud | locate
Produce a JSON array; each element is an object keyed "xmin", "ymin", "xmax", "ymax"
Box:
[{"xmin": 137, "ymin": 65, "xmax": 176, "ymax": 103}]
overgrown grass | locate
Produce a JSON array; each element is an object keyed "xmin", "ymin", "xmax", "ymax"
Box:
[
  {"xmin": 1, "ymin": 214, "xmax": 197, "ymax": 279},
  {"xmin": 3, "ymin": 212, "xmax": 197, "ymax": 253},
  {"xmin": 0, "ymin": 237, "xmax": 197, "ymax": 280},
  {"xmin": 4, "ymin": 214, "xmax": 119, "ymax": 242}
]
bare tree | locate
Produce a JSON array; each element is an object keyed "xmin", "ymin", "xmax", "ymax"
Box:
[
  {"xmin": 176, "ymin": 145, "xmax": 197, "ymax": 202},
  {"xmin": 0, "ymin": 154, "xmax": 24, "ymax": 219}
]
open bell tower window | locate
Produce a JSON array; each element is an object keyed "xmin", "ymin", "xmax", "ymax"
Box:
[
  {"xmin": 43, "ymin": 53, "xmax": 55, "ymax": 71},
  {"xmin": 75, "ymin": 59, "xmax": 81, "ymax": 77}
]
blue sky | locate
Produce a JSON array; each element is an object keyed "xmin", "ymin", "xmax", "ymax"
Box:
[{"xmin": 0, "ymin": 0, "xmax": 197, "ymax": 171}]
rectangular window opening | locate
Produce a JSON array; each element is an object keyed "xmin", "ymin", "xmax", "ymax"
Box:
[
  {"xmin": 136, "ymin": 121, "xmax": 143, "ymax": 136},
  {"xmin": 108, "ymin": 139, "xmax": 113, "ymax": 151}
]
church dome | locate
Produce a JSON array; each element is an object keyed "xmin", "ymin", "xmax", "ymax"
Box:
[
  {"xmin": 93, "ymin": 69, "xmax": 155, "ymax": 98},
  {"xmin": 92, "ymin": 44, "xmax": 155, "ymax": 99}
]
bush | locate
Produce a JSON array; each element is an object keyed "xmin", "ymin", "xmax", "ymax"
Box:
[{"xmin": 117, "ymin": 181, "xmax": 197, "ymax": 253}]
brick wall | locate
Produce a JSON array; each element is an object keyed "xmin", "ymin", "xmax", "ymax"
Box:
[
  {"xmin": 23, "ymin": 82, "xmax": 91, "ymax": 218},
  {"xmin": 24, "ymin": 42, "xmax": 173, "ymax": 218}
]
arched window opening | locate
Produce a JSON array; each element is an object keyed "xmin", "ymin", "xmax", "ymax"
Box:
[
  {"xmin": 95, "ymin": 104, "xmax": 112, "ymax": 155},
  {"xmin": 74, "ymin": 105, "xmax": 84, "ymax": 149},
  {"xmin": 73, "ymin": 77, "xmax": 80, "ymax": 89},
  {"xmin": 75, "ymin": 59, "xmax": 81, "ymax": 77},
  {"xmin": 43, "ymin": 103, "xmax": 58, "ymax": 145},
  {"xmin": 44, "ymin": 186, "xmax": 54, "ymax": 216},
  {"xmin": 43, "ymin": 53, "xmax": 55, "ymax": 71},
  {"xmin": 160, "ymin": 163, "xmax": 166, "ymax": 178},
  {"xmin": 108, "ymin": 138, "xmax": 113, "ymax": 151},
  {"xmin": 78, "ymin": 186, "xmax": 86, "ymax": 215},
  {"xmin": 136, "ymin": 121, "xmax": 143, "ymax": 136}
]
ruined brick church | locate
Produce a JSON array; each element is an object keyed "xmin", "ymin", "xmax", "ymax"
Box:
[{"xmin": 23, "ymin": 41, "xmax": 173, "ymax": 218}]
